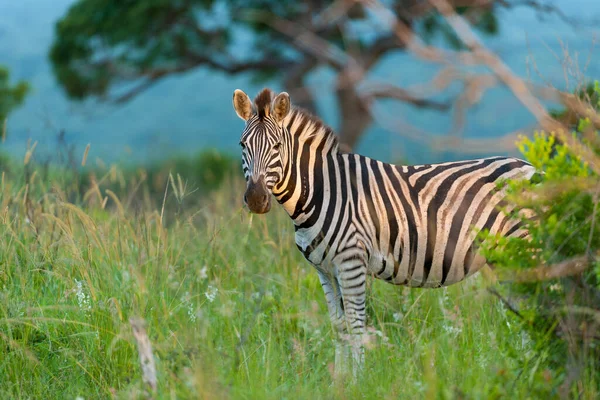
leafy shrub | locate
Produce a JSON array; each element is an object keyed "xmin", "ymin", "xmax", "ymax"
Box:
[
  {"xmin": 146, "ymin": 149, "xmax": 240, "ymax": 193},
  {"xmin": 0, "ymin": 66, "xmax": 29, "ymax": 124},
  {"xmin": 481, "ymin": 82, "xmax": 600, "ymax": 394}
]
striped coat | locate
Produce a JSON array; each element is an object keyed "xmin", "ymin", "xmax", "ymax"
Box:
[{"xmin": 233, "ymin": 88, "xmax": 535, "ymax": 373}]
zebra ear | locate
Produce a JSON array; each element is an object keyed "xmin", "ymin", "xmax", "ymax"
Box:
[
  {"xmin": 272, "ymin": 92, "xmax": 290, "ymax": 122},
  {"xmin": 233, "ymin": 89, "xmax": 253, "ymax": 121}
]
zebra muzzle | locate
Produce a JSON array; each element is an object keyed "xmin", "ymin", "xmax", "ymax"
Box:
[{"xmin": 244, "ymin": 178, "xmax": 271, "ymax": 214}]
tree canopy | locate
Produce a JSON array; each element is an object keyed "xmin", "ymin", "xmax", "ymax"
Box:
[
  {"xmin": 0, "ymin": 66, "xmax": 29, "ymax": 127},
  {"xmin": 49, "ymin": 0, "xmax": 534, "ymax": 149}
]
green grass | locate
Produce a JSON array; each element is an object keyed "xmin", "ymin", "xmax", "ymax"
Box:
[{"xmin": 0, "ymin": 167, "xmax": 587, "ymax": 399}]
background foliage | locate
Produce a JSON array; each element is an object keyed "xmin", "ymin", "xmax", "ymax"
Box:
[
  {"xmin": 481, "ymin": 82, "xmax": 600, "ymax": 394},
  {"xmin": 0, "ymin": 66, "xmax": 29, "ymax": 127},
  {"xmin": 49, "ymin": 0, "xmax": 505, "ymax": 149}
]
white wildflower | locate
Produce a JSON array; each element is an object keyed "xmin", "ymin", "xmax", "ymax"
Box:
[
  {"xmin": 442, "ymin": 324, "xmax": 462, "ymax": 337},
  {"xmin": 181, "ymin": 292, "xmax": 196, "ymax": 323},
  {"xmin": 393, "ymin": 312, "xmax": 403, "ymax": 322},
  {"xmin": 549, "ymin": 283, "xmax": 562, "ymax": 292},
  {"xmin": 204, "ymin": 285, "xmax": 218, "ymax": 303},
  {"xmin": 74, "ymin": 279, "xmax": 91, "ymax": 312},
  {"xmin": 363, "ymin": 327, "xmax": 390, "ymax": 347},
  {"xmin": 187, "ymin": 304, "xmax": 196, "ymax": 322},
  {"xmin": 198, "ymin": 266, "xmax": 208, "ymax": 281}
]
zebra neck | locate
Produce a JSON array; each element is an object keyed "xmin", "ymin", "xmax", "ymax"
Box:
[{"xmin": 272, "ymin": 109, "xmax": 341, "ymax": 226}]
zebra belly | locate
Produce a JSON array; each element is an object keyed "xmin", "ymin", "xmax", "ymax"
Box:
[{"xmin": 367, "ymin": 240, "xmax": 488, "ymax": 288}]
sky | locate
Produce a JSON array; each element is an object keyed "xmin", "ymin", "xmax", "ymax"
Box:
[{"xmin": 0, "ymin": 0, "xmax": 599, "ymax": 165}]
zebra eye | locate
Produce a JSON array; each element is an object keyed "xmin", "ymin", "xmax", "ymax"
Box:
[
  {"xmin": 273, "ymin": 142, "xmax": 282, "ymax": 150},
  {"xmin": 239, "ymin": 141, "xmax": 246, "ymax": 149}
]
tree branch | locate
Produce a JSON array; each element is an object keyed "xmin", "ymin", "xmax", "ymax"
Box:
[
  {"xmin": 237, "ymin": 9, "xmax": 358, "ymax": 72},
  {"xmin": 496, "ymin": 255, "xmax": 592, "ymax": 283},
  {"xmin": 487, "ymin": 287, "xmax": 525, "ymax": 319},
  {"xmin": 427, "ymin": 0, "xmax": 600, "ymax": 174},
  {"xmin": 111, "ymin": 56, "xmax": 294, "ymax": 103},
  {"xmin": 360, "ymin": 84, "xmax": 451, "ymax": 111},
  {"xmin": 283, "ymin": 57, "xmax": 320, "ymax": 114},
  {"xmin": 362, "ymin": 34, "xmax": 406, "ymax": 70},
  {"xmin": 496, "ymin": 0, "xmax": 578, "ymax": 27}
]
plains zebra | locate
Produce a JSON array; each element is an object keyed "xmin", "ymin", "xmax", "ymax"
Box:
[{"xmin": 233, "ymin": 88, "xmax": 536, "ymax": 375}]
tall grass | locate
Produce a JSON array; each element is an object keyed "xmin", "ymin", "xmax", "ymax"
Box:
[{"xmin": 0, "ymin": 159, "xmax": 579, "ymax": 399}]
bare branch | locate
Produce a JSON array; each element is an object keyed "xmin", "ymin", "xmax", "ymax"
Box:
[
  {"xmin": 283, "ymin": 57, "xmax": 321, "ymax": 113},
  {"xmin": 238, "ymin": 9, "xmax": 358, "ymax": 72},
  {"xmin": 360, "ymin": 84, "xmax": 452, "ymax": 111},
  {"xmin": 487, "ymin": 287, "xmax": 525, "ymax": 319},
  {"xmin": 427, "ymin": 0, "xmax": 600, "ymax": 174},
  {"xmin": 497, "ymin": 255, "xmax": 591, "ymax": 283},
  {"xmin": 111, "ymin": 57, "xmax": 294, "ymax": 103},
  {"xmin": 496, "ymin": 0, "xmax": 578, "ymax": 27},
  {"xmin": 362, "ymin": 34, "xmax": 406, "ymax": 69}
]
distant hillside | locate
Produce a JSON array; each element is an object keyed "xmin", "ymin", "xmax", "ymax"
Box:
[{"xmin": 0, "ymin": 0, "xmax": 599, "ymax": 165}]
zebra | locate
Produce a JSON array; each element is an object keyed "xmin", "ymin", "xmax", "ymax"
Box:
[{"xmin": 233, "ymin": 87, "xmax": 536, "ymax": 376}]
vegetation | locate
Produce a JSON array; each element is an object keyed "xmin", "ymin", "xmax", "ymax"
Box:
[
  {"xmin": 1, "ymin": 0, "xmax": 595, "ymax": 397},
  {"xmin": 1, "ymin": 140, "xmax": 596, "ymax": 399},
  {"xmin": 0, "ymin": 66, "xmax": 29, "ymax": 128},
  {"xmin": 481, "ymin": 82, "xmax": 600, "ymax": 396},
  {"xmin": 49, "ymin": 0, "xmax": 508, "ymax": 149}
]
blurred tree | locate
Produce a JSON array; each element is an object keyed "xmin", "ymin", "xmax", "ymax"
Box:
[
  {"xmin": 0, "ymin": 66, "xmax": 30, "ymax": 134},
  {"xmin": 49, "ymin": 0, "xmax": 552, "ymax": 149}
]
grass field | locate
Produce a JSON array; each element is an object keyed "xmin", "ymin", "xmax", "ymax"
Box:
[{"xmin": 0, "ymin": 164, "xmax": 577, "ymax": 399}]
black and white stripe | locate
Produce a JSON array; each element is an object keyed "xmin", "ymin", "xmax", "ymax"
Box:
[{"xmin": 234, "ymin": 88, "xmax": 536, "ymax": 372}]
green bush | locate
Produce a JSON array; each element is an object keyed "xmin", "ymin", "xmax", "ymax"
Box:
[
  {"xmin": 0, "ymin": 66, "xmax": 29, "ymax": 124},
  {"xmin": 481, "ymin": 82, "xmax": 600, "ymax": 394},
  {"xmin": 145, "ymin": 149, "xmax": 240, "ymax": 193}
]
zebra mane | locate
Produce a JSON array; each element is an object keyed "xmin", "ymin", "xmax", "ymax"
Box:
[
  {"xmin": 253, "ymin": 87, "xmax": 341, "ymax": 152},
  {"xmin": 254, "ymin": 88, "xmax": 274, "ymax": 120},
  {"xmin": 287, "ymin": 106, "xmax": 341, "ymax": 154}
]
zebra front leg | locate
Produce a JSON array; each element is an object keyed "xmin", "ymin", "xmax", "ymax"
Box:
[
  {"xmin": 336, "ymin": 258, "xmax": 368, "ymax": 378},
  {"xmin": 316, "ymin": 270, "xmax": 349, "ymax": 380}
]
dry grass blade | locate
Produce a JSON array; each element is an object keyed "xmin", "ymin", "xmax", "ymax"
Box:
[
  {"xmin": 23, "ymin": 141, "xmax": 38, "ymax": 166},
  {"xmin": 130, "ymin": 317, "xmax": 158, "ymax": 394},
  {"xmin": 497, "ymin": 255, "xmax": 591, "ymax": 283},
  {"xmin": 81, "ymin": 143, "xmax": 91, "ymax": 167}
]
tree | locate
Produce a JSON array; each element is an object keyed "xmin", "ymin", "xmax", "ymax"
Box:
[
  {"xmin": 49, "ymin": 0, "xmax": 551, "ymax": 150},
  {"xmin": 0, "ymin": 66, "xmax": 29, "ymax": 133}
]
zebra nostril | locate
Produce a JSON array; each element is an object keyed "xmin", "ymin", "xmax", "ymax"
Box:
[{"xmin": 243, "ymin": 194, "xmax": 248, "ymax": 204}]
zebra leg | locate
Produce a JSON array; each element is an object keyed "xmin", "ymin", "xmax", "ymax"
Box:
[
  {"xmin": 317, "ymin": 270, "xmax": 345, "ymax": 331},
  {"xmin": 336, "ymin": 258, "xmax": 368, "ymax": 378},
  {"xmin": 316, "ymin": 270, "xmax": 350, "ymax": 380}
]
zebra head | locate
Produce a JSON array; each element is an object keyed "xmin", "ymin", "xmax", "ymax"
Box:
[{"xmin": 233, "ymin": 88, "xmax": 291, "ymax": 214}]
